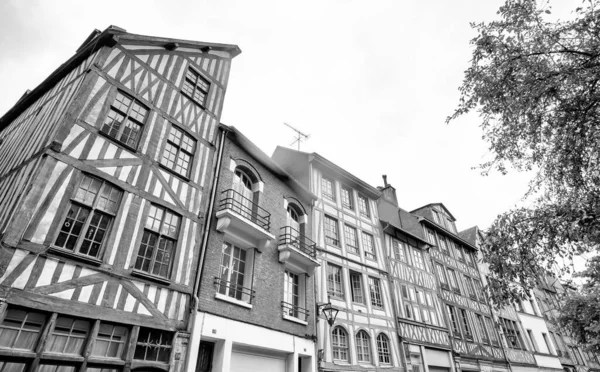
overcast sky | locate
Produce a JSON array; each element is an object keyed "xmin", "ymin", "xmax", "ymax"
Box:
[{"xmin": 0, "ymin": 0, "xmax": 578, "ymax": 233}]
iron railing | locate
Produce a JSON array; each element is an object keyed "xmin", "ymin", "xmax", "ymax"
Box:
[
  {"xmin": 281, "ymin": 301, "xmax": 310, "ymax": 321},
  {"xmin": 279, "ymin": 226, "xmax": 317, "ymax": 258},
  {"xmin": 218, "ymin": 189, "xmax": 271, "ymax": 230},
  {"xmin": 214, "ymin": 277, "xmax": 255, "ymax": 304}
]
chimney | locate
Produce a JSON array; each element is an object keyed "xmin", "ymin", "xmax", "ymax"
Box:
[{"xmin": 380, "ymin": 175, "xmax": 398, "ymax": 206}]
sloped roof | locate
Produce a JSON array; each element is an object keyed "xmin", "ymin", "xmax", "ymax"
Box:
[
  {"xmin": 458, "ymin": 226, "xmax": 478, "ymax": 246},
  {"xmin": 272, "ymin": 146, "xmax": 381, "ymax": 199},
  {"xmin": 411, "ymin": 202, "xmax": 456, "ymax": 221},
  {"xmin": 0, "ymin": 25, "xmax": 241, "ymax": 131}
]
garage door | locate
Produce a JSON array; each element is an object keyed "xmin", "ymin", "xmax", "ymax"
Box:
[{"xmin": 231, "ymin": 350, "xmax": 287, "ymax": 372}]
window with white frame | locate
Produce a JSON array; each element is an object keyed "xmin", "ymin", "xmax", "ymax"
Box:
[
  {"xmin": 321, "ymin": 176, "xmax": 335, "ymax": 202},
  {"xmin": 55, "ymin": 174, "xmax": 122, "ymax": 259},
  {"xmin": 446, "ymin": 268, "xmax": 461, "ymax": 294},
  {"xmin": 499, "ymin": 317, "xmax": 525, "ymax": 349},
  {"xmin": 437, "ymin": 234, "xmax": 449, "ymax": 252},
  {"xmin": 358, "ymin": 195, "xmax": 370, "ymax": 218},
  {"xmin": 377, "ymin": 334, "xmax": 391, "ymax": 364},
  {"xmin": 362, "ymin": 232, "xmax": 376, "ymax": 260},
  {"xmin": 392, "ymin": 239, "xmax": 407, "ymax": 262},
  {"xmin": 182, "ymin": 68, "xmax": 210, "ymax": 106},
  {"xmin": 283, "ymin": 270, "xmax": 306, "ymax": 320},
  {"xmin": 411, "ymin": 247, "xmax": 426, "ymax": 271},
  {"xmin": 332, "ymin": 327, "xmax": 349, "ymax": 361},
  {"xmin": 464, "ymin": 275, "xmax": 477, "ymax": 300},
  {"xmin": 217, "ymin": 241, "xmax": 254, "ymax": 303},
  {"xmin": 400, "ymin": 284, "xmax": 439, "ymax": 326},
  {"xmin": 327, "ymin": 263, "xmax": 344, "ymax": 299},
  {"xmin": 134, "ymin": 204, "xmax": 180, "ymax": 278},
  {"xmin": 92, "ymin": 323, "xmax": 128, "ymax": 358},
  {"xmin": 47, "ymin": 316, "xmax": 91, "ymax": 355},
  {"xmin": 161, "ymin": 125, "xmax": 196, "ymax": 178},
  {"xmin": 475, "ymin": 314, "xmax": 490, "ymax": 344},
  {"xmin": 350, "ymin": 271, "xmax": 364, "ymax": 304},
  {"xmin": 101, "ymin": 91, "xmax": 148, "ymax": 149},
  {"xmin": 368, "ymin": 277, "xmax": 383, "ymax": 308},
  {"xmin": 324, "ymin": 215, "xmax": 339, "ymax": 246},
  {"xmin": 436, "ymin": 264, "xmax": 449, "ymax": 290},
  {"xmin": 425, "ymin": 227, "xmax": 436, "ymax": 246},
  {"xmin": 356, "ymin": 331, "xmax": 372, "ymax": 363},
  {"xmin": 341, "ymin": 185, "xmax": 354, "ymax": 210},
  {"xmin": 344, "ymin": 224, "xmax": 359, "ymax": 254}
]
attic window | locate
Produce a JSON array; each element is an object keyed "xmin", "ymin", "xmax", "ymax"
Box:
[{"xmin": 182, "ymin": 68, "xmax": 210, "ymax": 107}]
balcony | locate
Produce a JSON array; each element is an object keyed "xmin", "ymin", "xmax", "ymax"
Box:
[
  {"xmin": 214, "ymin": 277, "xmax": 255, "ymax": 308},
  {"xmin": 215, "ymin": 189, "xmax": 274, "ymax": 251},
  {"xmin": 282, "ymin": 301, "xmax": 309, "ymax": 324},
  {"xmin": 278, "ymin": 226, "xmax": 320, "ymax": 274}
]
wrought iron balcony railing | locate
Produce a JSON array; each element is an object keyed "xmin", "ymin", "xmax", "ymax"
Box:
[
  {"xmin": 218, "ymin": 189, "xmax": 271, "ymax": 230},
  {"xmin": 282, "ymin": 301, "xmax": 309, "ymax": 321},
  {"xmin": 278, "ymin": 226, "xmax": 317, "ymax": 258},
  {"xmin": 214, "ymin": 277, "xmax": 256, "ymax": 304}
]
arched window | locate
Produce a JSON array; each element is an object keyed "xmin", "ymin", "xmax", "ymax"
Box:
[
  {"xmin": 332, "ymin": 327, "xmax": 349, "ymax": 361},
  {"xmin": 377, "ymin": 333, "xmax": 391, "ymax": 364},
  {"xmin": 356, "ymin": 330, "xmax": 371, "ymax": 363},
  {"xmin": 232, "ymin": 168, "xmax": 256, "ymax": 221},
  {"xmin": 285, "ymin": 202, "xmax": 306, "ymax": 245}
]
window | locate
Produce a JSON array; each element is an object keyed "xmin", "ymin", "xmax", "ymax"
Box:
[
  {"xmin": 425, "ymin": 228, "xmax": 436, "ymax": 245},
  {"xmin": 55, "ymin": 174, "xmax": 122, "ymax": 258},
  {"xmin": 499, "ymin": 318, "xmax": 525, "ymax": 349},
  {"xmin": 393, "ymin": 239, "xmax": 407, "ymax": 262},
  {"xmin": 476, "ymin": 314, "xmax": 489, "ymax": 344},
  {"xmin": 0, "ymin": 361, "xmax": 28, "ymax": 372},
  {"xmin": 47, "ymin": 316, "xmax": 91, "ymax": 355},
  {"xmin": 358, "ymin": 195, "xmax": 370, "ymax": 218},
  {"xmin": 362, "ymin": 232, "xmax": 376, "ymax": 260},
  {"xmin": 453, "ymin": 243, "xmax": 465, "ymax": 262},
  {"xmin": 411, "ymin": 247, "xmax": 426, "ymax": 271},
  {"xmin": 161, "ymin": 125, "xmax": 196, "ymax": 178},
  {"xmin": 446, "ymin": 305, "xmax": 461, "ymax": 337},
  {"xmin": 0, "ymin": 308, "xmax": 46, "ymax": 350},
  {"xmin": 474, "ymin": 279, "xmax": 486, "ymax": 302},
  {"xmin": 283, "ymin": 271, "xmax": 306, "ymax": 319},
  {"xmin": 327, "ymin": 264, "xmax": 344, "ymax": 298},
  {"xmin": 401, "ymin": 286, "xmax": 439, "ymax": 326},
  {"xmin": 332, "ymin": 327, "xmax": 348, "ymax": 361},
  {"xmin": 350, "ymin": 272, "xmax": 364, "ymax": 304},
  {"xmin": 485, "ymin": 317, "xmax": 499, "ymax": 345},
  {"xmin": 436, "ymin": 264, "xmax": 449, "ymax": 289},
  {"xmin": 341, "ymin": 185, "xmax": 353, "ymax": 209},
  {"xmin": 101, "ymin": 91, "xmax": 148, "ymax": 148},
  {"xmin": 134, "ymin": 328, "xmax": 172, "ymax": 362},
  {"xmin": 135, "ymin": 204, "xmax": 180, "ymax": 278},
  {"xmin": 447, "ymin": 268, "xmax": 460, "ymax": 294},
  {"xmin": 344, "ymin": 225, "xmax": 359, "ymax": 254},
  {"xmin": 459, "ymin": 309, "xmax": 473, "ymax": 340},
  {"xmin": 38, "ymin": 365, "xmax": 76, "ymax": 372},
  {"xmin": 529, "ymin": 299, "xmax": 539, "ymax": 316},
  {"xmin": 182, "ymin": 68, "xmax": 210, "ymax": 106},
  {"xmin": 324, "ymin": 215, "xmax": 339, "ymax": 246},
  {"xmin": 356, "ymin": 331, "xmax": 371, "ymax": 363},
  {"xmin": 321, "ymin": 176, "xmax": 335, "ymax": 202},
  {"xmin": 377, "ymin": 334, "xmax": 391, "ymax": 364},
  {"xmin": 218, "ymin": 242, "xmax": 253, "ymax": 303},
  {"xmin": 369, "ymin": 277, "xmax": 383, "ymax": 308},
  {"xmin": 542, "ymin": 333, "xmax": 554, "ymax": 354},
  {"xmin": 527, "ymin": 330, "xmax": 538, "ymax": 352},
  {"xmin": 432, "ymin": 209, "xmax": 441, "ymax": 224},
  {"xmin": 438, "ymin": 235, "xmax": 448, "ymax": 252},
  {"xmin": 464, "ymin": 275, "xmax": 477, "ymax": 300},
  {"xmin": 465, "ymin": 250, "xmax": 475, "ymax": 267},
  {"xmin": 92, "ymin": 323, "xmax": 128, "ymax": 358}
]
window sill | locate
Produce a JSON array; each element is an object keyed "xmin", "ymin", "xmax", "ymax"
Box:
[
  {"xmin": 158, "ymin": 162, "xmax": 191, "ymax": 182},
  {"xmin": 215, "ymin": 292, "xmax": 253, "ymax": 309},
  {"xmin": 366, "ymin": 256, "xmax": 377, "ymax": 262},
  {"xmin": 47, "ymin": 246, "xmax": 102, "ymax": 266},
  {"xmin": 41, "ymin": 352, "xmax": 85, "ymax": 362},
  {"xmin": 131, "ymin": 269, "xmax": 172, "ymax": 286},
  {"xmin": 283, "ymin": 314, "xmax": 308, "ymax": 326},
  {"xmin": 87, "ymin": 357, "xmax": 126, "ymax": 366},
  {"xmin": 98, "ymin": 129, "xmax": 138, "ymax": 153},
  {"xmin": 0, "ymin": 348, "xmax": 36, "ymax": 358}
]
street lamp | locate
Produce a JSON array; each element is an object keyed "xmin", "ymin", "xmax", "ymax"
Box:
[{"xmin": 317, "ymin": 296, "xmax": 339, "ymax": 327}]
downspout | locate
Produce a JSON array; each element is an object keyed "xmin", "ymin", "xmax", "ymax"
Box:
[{"xmin": 184, "ymin": 126, "xmax": 229, "ymax": 372}]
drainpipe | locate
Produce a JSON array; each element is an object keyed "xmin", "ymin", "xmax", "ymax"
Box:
[{"xmin": 184, "ymin": 126, "xmax": 229, "ymax": 372}]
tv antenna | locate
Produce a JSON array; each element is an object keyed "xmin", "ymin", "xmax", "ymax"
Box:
[{"xmin": 284, "ymin": 122, "xmax": 310, "ymax": 150}]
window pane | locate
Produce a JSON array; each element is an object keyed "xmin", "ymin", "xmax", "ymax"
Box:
[
  {"xmin": 134, "ymin": 328, "xmax": 172, "ymax": 362},
  {"xmin": 0, "ymin": 308, "xmax": 46, "ymax": 350}
]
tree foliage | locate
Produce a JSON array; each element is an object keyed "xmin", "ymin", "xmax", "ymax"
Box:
[
  {"xmin": 559, "ymin": 257, "xmax": 600, "ymax": 353},
  {"xmin": 449, "ymin": 0, "xmax": 600, "ymax": 310}
]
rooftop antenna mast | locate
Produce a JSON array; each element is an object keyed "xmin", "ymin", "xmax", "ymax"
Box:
[{"xmin": 284, "ymin": 122, "xmax": 310, "ymax": 151}]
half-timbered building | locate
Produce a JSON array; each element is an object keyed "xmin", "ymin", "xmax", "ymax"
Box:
[
  {"xmin": 0, "ymin": 26, "xmax": 240, "ymax": 372},
  {"xmin": 377, "ymin": 181, "xmax": 454, "ymax": 372},
  {"xmin": 412, "ymin": 205, "xmax": 508, "ymax": 372},
  {"xmin": 188, "ymin": 126, "xmax": 319, "ymax": 372},
  {"xmin": 273, "ymin": 147, "xmax": 401, "ymax": 372}
]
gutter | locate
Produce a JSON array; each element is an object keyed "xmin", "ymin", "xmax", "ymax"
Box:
[{"xmin": 184, "ymin": 126, "xmax": 229, "ymax": 371}]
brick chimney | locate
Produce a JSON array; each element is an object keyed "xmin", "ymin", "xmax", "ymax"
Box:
[{"xmin": 379, "ymin": 175, "xmax": 398, "ymax": 206}]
